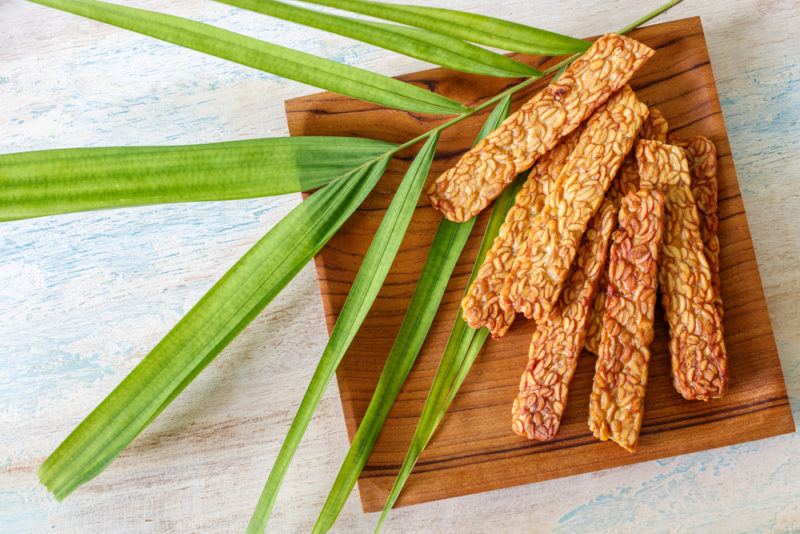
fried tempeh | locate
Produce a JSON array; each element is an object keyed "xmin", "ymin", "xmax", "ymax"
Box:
[
  {"xmin": 583, "ymin": 271, "xmax": 609, "ymax": 356},
  {"xmin": 589, "ymin": 189, "xmax": 664, "ymax": 452},
  {"xmin": 585, "ymin": 107, "xmax": 669, "ymax": 355},
  {"xmin": 672, "ymin": 136, "xmax": 722, "ymax": 319},
  {"xmin": 427, "ymin": 34, "xmax": 654, "ymax": 222},
  {"xmin": 637, "ymin": 140, "xmax": 728, "ymax": 400},
  {"xmin": 512, "ymin": 200, "xmax": 616, "ymax": 441},
  {"xmin": 461, "ymin": 128, "xmax": 584, "ymax": 338},
  {"xmin": 502, "ymin": 86, "xmax": 649, "ymax": 323},
  {"xmin": 605, "ymin": 107, "xmax": 669, "ymax": 204},
  {"xmin": 640, "ymin": 107, "xmax": 669, "ymax": 144}
]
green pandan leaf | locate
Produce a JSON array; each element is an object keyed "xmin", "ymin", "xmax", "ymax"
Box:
[
  {"xmin": 375, "ymin": 170, "xmax": 525, "ymax": 534},
  {"xmin": 247, "ymin": 133, "xmax": 439, "ymax": 533},
  {"xmin": 38, "ymin": 157, "xmax": 390, "ymax": 501},
  {"xmin": 313, "ymin": 95, "xmax": 514, "ymax": 534},
  {"xmin": 299, "ymin": 0, "xmax": 589, "ymax": 55},
  {"xmin": 0, "ymin": 136, "xmax": 394, "ymax": 220},
  {"xmin": 31, "ymin": 0, "xmax": 469, "ymax": 115},
  {"xmin": 220, "ymin": 0, "xmax": 539, "ymax": 77}
]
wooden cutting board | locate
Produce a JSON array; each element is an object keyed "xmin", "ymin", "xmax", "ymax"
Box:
[{"xmin": 284, "ymin": 17, "xmax": 794, "ymax": 512}]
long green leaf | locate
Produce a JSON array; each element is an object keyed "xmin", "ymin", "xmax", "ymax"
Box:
[
  {"xmin": 219, "ymin": 0, "xmax": 539, "ymax": 78},
  {"xmin": 376, "ymin": 171, "xmax": 524, "ymax": 532},
  {"xmin": 30, "ymin": 0, "xmax": 469, "ymax": 115},
  {"xmin": 247, "ymin": 133, "xmax": 439, "ymax": 533},
  {"xmin": 313, "ymin": 96, "xmax": 513, "ymax": 533},
  {"xmin": 38, "ymin": 156, "xmax": 390, "ymax": 501},
  {"xmin": 299, "ymin": 0, "xmax": 589, "ymax": 56},
  {"xmin": 0, "ymin": 136, "xmax": 394, "ymax": 221},
  {"xmin": 315, "ymin": 219, "xmax": 469, "ymax": 532}
]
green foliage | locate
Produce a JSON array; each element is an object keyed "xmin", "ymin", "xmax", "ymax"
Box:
[
  {"xmin": 298, "ymin": 0, "xmax": 590, "ymax": 55},
  {"xmin": 376, "ymin": 173, "xmax": 525, "ymax": 532},
  {"xmin": 247, "ymin": 133, "xmax": 440, "ymax": 532},
  {"xmin": 312, "ymin": 95, "xmax": 513, "ymax": 534},
  {"xmin": 0, "ymin": 136, "xmax": 394, "ymax": 220},
  {"xmin": 21, "ymin": 0, "xmax": 683, "ymax": 530},
  {"xmin": 219, "ymin": 0, "xmax": 540, "ymax": 77},
  {"xmin": 30, "ymin": 0, "xmax": 468, "ymax": 115},
  {"xmin": 39, "ymin": 157, "xmax": 390, "ymax": 501}
]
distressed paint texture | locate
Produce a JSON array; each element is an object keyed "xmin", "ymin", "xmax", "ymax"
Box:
[{"xmin": 1, "ymin": 0, "xmax": 798, "ymax": 532}]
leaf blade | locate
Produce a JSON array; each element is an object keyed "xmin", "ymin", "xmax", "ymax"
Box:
[
  {"xmin": 219, "ymin": 0, "xmax": 539, "ymax": 78},
  {"xmin": 0, "ymin": 136, "xmax": 394, "ymax": 221},
  {"xmin": 311, "ymin": 96, "xmax": 513, "ymax": 533},
  {"xmin": 299, "ymin": 0, "xmax": 589, "ymax": 55},
  {"xmin": 38, "ymin": 156, "xmax": 390, "ymax": 501},
  {"xmin": 375, "ymin": 164, "xmax": 524, "ymax": 533},
  {"xmin": 312, "ymin": 218, "xmax": 468, "ymax": 534},
  {"xmin": 247, "ymin": 133, "xmax": 439, "ymax": 533},
  {"xmin": 31, "ymin": 0, "xmax": 469, "ymax": 115}
]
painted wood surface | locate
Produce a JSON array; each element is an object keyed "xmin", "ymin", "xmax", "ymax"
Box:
[
  {"xmin": 1, "ymin": 1, "xmax": 799, "ymax": 532},
  {"xmin": 285, "ymin": 17, "xmax": 794, "ymax": 512}
]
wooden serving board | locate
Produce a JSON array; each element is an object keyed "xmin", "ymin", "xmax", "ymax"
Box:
[{"xmin": 285, "ymin": 17, "xmax": 794, "ymax": 512}]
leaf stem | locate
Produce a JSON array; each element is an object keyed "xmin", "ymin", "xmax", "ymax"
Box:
[{"xmin": 618, "ymin": 0, "xmax": 684, "ymax": 34}]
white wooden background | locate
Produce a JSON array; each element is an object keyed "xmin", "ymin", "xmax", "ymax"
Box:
[{"xmin": 1, "ymin": 0, "xmax": 799, "ymax": 532}]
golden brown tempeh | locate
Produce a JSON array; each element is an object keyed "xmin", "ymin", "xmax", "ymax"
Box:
[
  {"xmin": 605, "ymin": 107, "xmax": 669, "ymax": 205},
  {"xmin": 588, "ymin": 189, "xmax": 664, "ymax": 452},
  {"xmin": 583, "ymin": 269, "xmax": 609, "ymax": 356},
  {"xmin": 502, "ymin": 86, "xmax": 649, "ymax": 323},
  {"xmin": 512, "ymin": 200, "xmax": 616, "ymax": 441},
  {"xmin": 637, "ymin": 140, "xmax": 728, "ymax": 400},
  {"xmin": 585, "ymin": 107, "xmax": 669, "ymax": 355},
  {"xmin": 639, "ymin": 107, "xmax": 669, "ymax": 143},
  {"xmin": 673, "ymin": 136, "xmax": 722, "ymax": 320},
  {"xmin": 461, "ymin": 128, "xmax": 584, "ymax": 338},
  {"xmin": 427, "ymin": 34, "xmax": 655, "ymax": 222}
]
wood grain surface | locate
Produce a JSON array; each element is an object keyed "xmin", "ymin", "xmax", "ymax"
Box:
[{"xmin": 285, "ymin": 17, "xmax": 794, "ymax": 512}]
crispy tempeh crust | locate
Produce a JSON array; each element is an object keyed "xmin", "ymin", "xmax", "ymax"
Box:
[
  {"xmin": 672, "ymin": 136, "xmax": 723, "ymax": 320},
  {"xmin": 637, "ymin": 140, "xmax": 728, "ymax": 400},
  {"xmin": 605, "ymin": 107, "xmax": 669, "ymax": 204},
  {"xmin": 512, "ymin": 200, "xmax": 616, "ymax": 441},
  {"xmin": 427, "ymin": 34, "xmax": 654, "ymax": 222},
  {"xmin": 588, "ymin": 189, "xmax": 664, "ymax": 452},
  {"xmin": 585, "ymin": 107, "xmax": 669, "ymax": 355},
  {"xmin": 639, "ymin": 107, "xmax": 669, "ymax": 143},
  {"xmin": 502, "ymin": 86, "xmax": 649, "ymax": 323},
  {"xmin": 460, "ymin": 128, "xmax": 584, "ymax": 338}
]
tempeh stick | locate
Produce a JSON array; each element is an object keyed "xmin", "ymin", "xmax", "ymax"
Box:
[
  {"xmin": 583, "ymin": 272, "xmax": 609, "ymax": 355},
  {"xmin": 605, "ymin": 107, "xmax": 669, "ymax": 204},
  {"xmin": 589, "ymin": 189, "xmax": 664, "ymax": 452},
  {"xmin": 427, "ymin": 34, "xmax": 654, "ymax": 222},
  {"xmin": 585, "ymin": 107, "xmax": 668, "ymax": 355},
  {"xmin": 672, "ymin": 136, "xmax": 722, "ymax": 320},
  {"xmin": 637, "ymin": 140, "xmax": 728, "ymax": 400},
  {"xmin": 640, "ymin": 107, "xmax": 669, "ymax": 144},
  {"xmin": 461, "ymin": 127, "xmax": 584, "ymax": 338},
  {"xmin": 503, "ymin": 86, "xmax": 649, "ymax": 323},
  {"xmin": 512, "ymin": 200, "xmax": 616, "ymax": 441}
]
